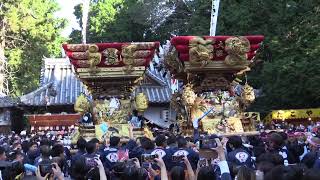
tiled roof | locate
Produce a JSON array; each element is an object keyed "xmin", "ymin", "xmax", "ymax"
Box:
[
  {"xmin": 137, "ymin": 85, "xmax": 171, "ymax": 103},
  {"xmin": 21, "ymin": 58, "xmax": 172, "ymax": 106},
  {"xmin": 0, "ymin": 96, "xmax": 18, "ymax": 108},
  {"xmin": 140, "ymin": 66, "xmax": 172, "ymax": 103},
  {"xmin": 21, "ymin": 58, "xmax": 86, "ymax": 106}
]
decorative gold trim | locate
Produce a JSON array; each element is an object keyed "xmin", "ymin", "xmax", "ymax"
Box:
[
  {"xmin": 87, "ymin": 44, "xmax": 101, "ymax": 71},
  {"xmin": 66, "ymin": 44, "xmax": 89, "ymax": 52},
  {"xmin": 76, "ymin": 66, "xmax": 145, "ymax": 72},
  {"xmin": 103, "ymin": 48, "xmax": 120, "ymax": 66},
  {"xmin": 189, "ymin": 37, "xmax": 214, "ymax": 67},
  {"xmin": 182, "ymin": 84, "xmax": 196, "ymax": 107},
  {"xmin": 71, "ymin": 52, "xmax": 88, "ymax": 59},
  {"xmin": 164, "ymin": 47, "xmax": 184, "ymax": 74},
  {"xmin": 121, "ymin": 44, "xmax": 138, "ymax": 73},
  {"xmin": 131, "ymin": 42, "xmax": 156, "ymax": 49},
  {"xmin": 74, "ymin": 94, "xmax": 90, "ymax": 114},
  {"xmin": 224, "ymin": 36, "xmax": 250, "ymax": 66},
  {"xmin": 135, "ymin": 93, "xmax": 148, "ymax": 112},
  {"xmin": 76, "ymin": 67, "xmax": 146, "ymax": 79},
  {"xmin": 184, "ymin": 61, "xmax": 249, "ymax": 72},
  {"xmin": 241, "ymin": 83, "xmax": 255, "ymax": 104},
  {"xmin": 133, "ymin": 50, "xmax": 152, "ymax": 58}
]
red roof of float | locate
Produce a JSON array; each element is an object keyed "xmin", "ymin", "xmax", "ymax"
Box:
[
  {"xmin": 170, "ymin": 35, "xmax": 264, "ymax": 62},
  {"xmin": 62, "ymin": 42, "xmax": 160, "ymax": 69}
]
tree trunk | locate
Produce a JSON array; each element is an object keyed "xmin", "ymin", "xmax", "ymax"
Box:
[{"xmin": 0, "ymin": 18, "xmax": 8, "ymax": 96}]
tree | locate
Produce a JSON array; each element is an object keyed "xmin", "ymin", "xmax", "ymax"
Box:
[
  {"xmin": 70, "ymin": 0, "xmax": 194, "ymax": 43},
  {"xmin": 185, "ymin": 0, "xmax": 211, "ymax": 35},
  {"xmin": 217, "ymin": 0, "xmax": 320, "ymax": 113},
  {"xmin": 0, "ymin": 0, "xmax": 66, "ymax": 96}
]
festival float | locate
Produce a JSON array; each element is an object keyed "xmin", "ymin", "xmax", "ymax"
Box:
[
  {"xmin": 165, "ymin": 35, "xmax": 264, "ymax": 135},
  {"xmin": 62, "ymin": 42, "xmax": 159, "ymax": 140}
]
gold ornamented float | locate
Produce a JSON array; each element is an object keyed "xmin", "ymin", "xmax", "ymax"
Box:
[
  {"xmin": 164, "ymin": 35, "xmax": 264, "ymax": 135},
  {"xmin": 62, "ymin": 42, "xmax": 159, "ymax": 141}
]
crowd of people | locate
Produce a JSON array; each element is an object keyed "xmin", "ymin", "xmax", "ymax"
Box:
[{"xmin": 1, "ymin": 122, "xmax": 320, "ymax": 180}]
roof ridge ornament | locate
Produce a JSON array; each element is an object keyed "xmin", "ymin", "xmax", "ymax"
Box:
[
  {"xmin": 189, "ymin": 37, "xmax": 214, "ymax": 67},
  {"xmin": 224, "ymin": 36, "xmax": 250, "ymax": 66}
]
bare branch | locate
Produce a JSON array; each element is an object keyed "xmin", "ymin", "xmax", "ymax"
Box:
[{"xmin": 4, "ymin": 35, "xmax": 29, "ymax": 44}]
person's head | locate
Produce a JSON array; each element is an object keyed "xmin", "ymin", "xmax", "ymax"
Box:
[
  {"xmin": 167, "ymin": 135, "xmax": 177, "ymax": 146},
  {"xmin": 1, "ymin": 160, "xmax": 24, "ymax": 180},
  {"xmin": 264, "ymin": 165, "xmax": 303, "ymax": 180},
  {"xmin": 71, "ymin": 156, "xmax": 91, "ymax": 180},
  {"xmin": 177, "ymin": 137, "xmax": 187, "ymax": 148},
  {"xmin": 16, "ymin": 154, "xmax": 25, "ymax": 165},
  {"xmin": 236, "ymin": 165, "xmax": 256, "ymax": 180},
  {"xmin": 77, "ymin": 137, "xmax": 87, "ymax": 151},
  {"xmin": 0, "ymin": 146, "xmax": 7, "ymax": 160},
  {"xmin": 40, "ymin": 138, "xmax": 51, "ymax": 146},
  {"xmin": 301, "ymin": 152, "xmax": 317, "ymax": 168},
  {"xmin": 12, "ymin": 142, "xmax": 22, "ymax": 151},
  {"xmin": 110, "ymin": 136, "xmax": 120, "ymax": 147},
  {"xmin": 257, "ymin": 152, "xmax": 284, "ymax": 166},
  {"xmin": 90, "ymin": 138, "xmax": 100, "ymax": 151},
  {"xmin": 228, "ymin": 136, "xmax": 243, "ymax": 150},
  {"xmin": 112, "ymin": 162, "xmax": 126, "ymax": 178},
  {"xmin": 307, "ymin": 137, "xmax": 320, "ymax": 152},
  {"xmin": 267, "ymin": 133, "xmax": 284, "ymax": 151},
  {"xmin": 197, "ymin": 166, "xmax": 216, "ymax": 180},
  {"xmin": 155, "ymin": 134, "xmax": 167, "ymax": 148},
  {"xmin": 52, "ymin": 156, "xmax": 64, "ymax": 172},
  {"xmin": 40, "ymin": 145, "xmax": 51, "ymax": 158},
  {"xmin": 256, "ymin": 161, "xmax": 274, "ymax": 174},
  {"xmin": 279, "ymin": 132, "xmax": 288, "ymax": 142},
  {"xmin": 170, "ymin": 166, "xmax": 185, "ymax": 180},
  {"xmin": 140, "ymin": 137, "xmax": 155, "ymax": 150},
  {"xmin": 253, "ymin": 145, "xmax": 266, "ymax": 158},
  {"xmin": 121, "ymin": 166, "xmax": 148, "ymax": 180},
  {"xmin": 51, "ymin": 144, "xmax": 64, "ymax": 158},
  {"xmin": 29, "ymin": 141, "xmax": 38, "ymax": 151},
  {"xmin": 132, "ymin": 110, "xmax": 138, "ymax": 117},
  {"xmin": 9, "ymin": 150, "xmax": 24, "ymax": 163},
  {"xmin": 185, "ymin": 137, "xmax": 193, "ymax": 143},
  {"xmin": 86, "ymin": 141, "xmax": 96, "ymax": 154},
  {"xmin": 21, "ymin": 140, "xmax": 30, "ymax": 153}
]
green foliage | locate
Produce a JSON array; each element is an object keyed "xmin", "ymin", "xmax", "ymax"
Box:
[
  {"xmin": 1, "ymin": 0, "xmax": 66, "ymax": 96},
  {"xmin": 70, "ymin": 0, "xmax": 211, "ymax": 43},
  {"xmin": 186, "ymin": 0, "xmax": 211, "ymax": 35},
  {"xmin": 217, "ymin": 0, "xmax": 320, "ymax": 113}
]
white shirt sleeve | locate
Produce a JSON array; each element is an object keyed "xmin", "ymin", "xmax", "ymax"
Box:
[{"xmin": 218, "ymin": 160, "xmax": 230, "ymax": 174}]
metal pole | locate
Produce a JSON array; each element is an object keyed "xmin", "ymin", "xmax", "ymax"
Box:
[{"xmin": 209, "ymin": 0, "xmax": 221, "ymax": 36}]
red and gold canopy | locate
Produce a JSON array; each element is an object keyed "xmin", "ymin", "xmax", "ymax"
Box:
[
  {"xmin": 62, "ymin": 42, "xmax": 160, "ymax": 97},
  {"xmin": 62, "ymin": 42, "xmax": 160, "ymax": 69},
  {"xmin": 165, "ymin": 35, "xmax": 264, "ymax": 91},
  {"xmin": 170, "ymin": 35, "xmax": 264, "ymax": 62}
]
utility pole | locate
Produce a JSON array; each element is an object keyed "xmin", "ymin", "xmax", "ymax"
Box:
[
  {"xmin": 82, "ymin": 0, "xmax": 90, "ymax": 44},
  {"xmin": 209, "ymin": 0, "xmax": 220, "ymax": 36}
]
